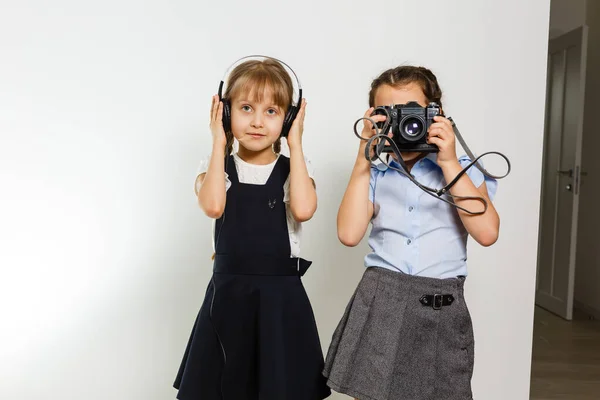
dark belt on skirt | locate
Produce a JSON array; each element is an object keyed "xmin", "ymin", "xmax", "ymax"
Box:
[
  {"xmin": 419, "ymin": 294, "xmax": 455, "ymax": 310},
  {"xmin": 213, "ymin": 254, "xmax": 312, "ymax": 277}
]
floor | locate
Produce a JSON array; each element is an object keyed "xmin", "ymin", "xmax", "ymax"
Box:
[{"xmin": 530, "ymin": 306, "xmax": 600, "ymax": 399}]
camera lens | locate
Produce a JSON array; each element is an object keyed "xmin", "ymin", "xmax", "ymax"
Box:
[{"xmin": 401, "ymin": 117, "xmax": 424, "ymax": 139}]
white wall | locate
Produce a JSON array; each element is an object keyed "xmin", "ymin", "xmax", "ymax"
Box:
[{"xmin": 0, "ymin": 1, "xmax": 550, "ymax": 399}]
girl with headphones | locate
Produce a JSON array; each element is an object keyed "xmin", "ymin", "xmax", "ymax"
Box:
[{"xmin": 173, "ymin": 56, "xmax": 330, "ymax": 400}]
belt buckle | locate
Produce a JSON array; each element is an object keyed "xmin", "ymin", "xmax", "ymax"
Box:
[{"xmin": 432, "ymin": 293, "xmax": 443, "ymax": 310}]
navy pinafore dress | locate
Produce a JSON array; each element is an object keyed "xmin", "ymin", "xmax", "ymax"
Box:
[{"xmin": 174, "ymin": 155, "xmax": 331, "ymax": 400}]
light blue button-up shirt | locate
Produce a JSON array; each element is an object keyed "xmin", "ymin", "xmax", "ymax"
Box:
[{"xmin": 364, "ymin": 153, "xmax": 498, "ymax": 279}]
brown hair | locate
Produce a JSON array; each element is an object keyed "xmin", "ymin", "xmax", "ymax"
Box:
[
  {"xmin": 223, "ymin": 59, "xmax": 294, "ymax": 155},
  {"xmin": 368, "ymin": 66, "xmax": 443, "ymax": 109}
]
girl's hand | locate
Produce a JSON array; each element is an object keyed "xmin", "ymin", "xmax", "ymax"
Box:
[
  {"xmin": 359, "ymin": 107, "xmax": 391, "ymax": 160},
  {"xmin": 210, "ymin": 95, "xmax": 227, "ymax": 149},
  {"xmin": 287, "ymin": 98, "xmax": 306, "ymax": 150},
  {"xmin": 361, "ymin": 107, "xmax": 389, "ymax": 140},
  {"xmin": 427, "ymin": 115, "xmax": 458, "ymax": 165}
]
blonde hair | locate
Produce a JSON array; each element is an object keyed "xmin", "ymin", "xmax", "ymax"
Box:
[{"xmin": 223, "ymin": 59, "xmax": 294, "ymax": 155}]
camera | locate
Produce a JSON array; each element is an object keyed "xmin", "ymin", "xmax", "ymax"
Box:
[{"xmin": 373, "ymin": 101, "xmax": 441, "ymax": 153}]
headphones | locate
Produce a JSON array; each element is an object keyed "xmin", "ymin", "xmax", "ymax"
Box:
[{"xmin": 217, "ymin": 55, "xmax": 303, "ymax": 138}]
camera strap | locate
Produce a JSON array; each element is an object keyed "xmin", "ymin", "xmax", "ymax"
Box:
[{"xmin": 353, "ymin": 115, "xmax": 511, "ymax": 215}]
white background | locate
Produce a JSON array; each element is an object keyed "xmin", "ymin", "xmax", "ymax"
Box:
[{"xmin": 0, "ymin": 1, "xmax": 550, "ymax": 399}]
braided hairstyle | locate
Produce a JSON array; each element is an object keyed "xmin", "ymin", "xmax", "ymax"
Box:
[{"xmin": 368, "ymin": 66, "xmax": 443, "ymax": 109}]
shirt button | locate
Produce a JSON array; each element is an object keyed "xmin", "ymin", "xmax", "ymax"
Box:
[
  {"xmin": 407, "ymin": 239, "xmax": 412, "ymax": 245},
  {"xmin": 409, "ymin": 206, "xmax": 414, "ymax": 212}
]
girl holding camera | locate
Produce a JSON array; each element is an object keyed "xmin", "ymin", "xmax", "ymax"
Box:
[{"xmin": 323, "ymin": 66, "xmax": 500, "ymax": 400}]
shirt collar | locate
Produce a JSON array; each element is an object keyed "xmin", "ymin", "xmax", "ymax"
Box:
[
  {"xmin": 388, "ymin": 152, "xmax": 440, "ymax": 169},
  {"xmin": 422, "ymin": 153, "xmax": 440, "ymax": 167}
]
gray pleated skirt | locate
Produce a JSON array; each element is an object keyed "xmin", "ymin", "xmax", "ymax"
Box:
[{"xmin": 323, "ymin": 267, "xmax": 474, "ymax": 400}]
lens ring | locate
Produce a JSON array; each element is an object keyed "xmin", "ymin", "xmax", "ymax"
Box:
[{"xmin": 400, "ymin": 116, "xmax": 425, "ymax": 141}]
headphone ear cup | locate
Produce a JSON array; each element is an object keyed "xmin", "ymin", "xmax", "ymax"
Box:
[
  {"xmin": 280, "ymin": 105, "xmax": 298, "ymax": 138},
  {"xmin": 221, "ymin": 99, "xmax": 231, "ymax": 133}
]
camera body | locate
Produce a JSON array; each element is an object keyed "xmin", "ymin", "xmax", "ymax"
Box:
[{"xmin": 373, "ymin": 101, "xmax": 441, "ymax": 153}]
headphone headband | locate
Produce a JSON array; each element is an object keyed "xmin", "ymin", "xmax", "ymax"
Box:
[
  {"xmin": 217, "ymin": 55, "xmax": 302, "ymax": 107},
  {"xmin": 218, "ymin": 55, "xmax": 302, "ymax": 138}
]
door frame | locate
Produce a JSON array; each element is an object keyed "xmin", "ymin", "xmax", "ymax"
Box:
[{"xmin": 535, "ymin": 26, "xmax": 588, "ymax": 321}]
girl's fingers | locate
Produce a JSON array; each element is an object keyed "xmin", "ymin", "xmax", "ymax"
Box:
[
  {"xmin": 434, "ymin": 115, "xmax": 454, "ymax": 130},
  {"xmin": 216, "ymin": 100, "xmax": 223, "ymax": 122},
  {"xmin": 299, "ymin": 99, "xmax": 307, "ymax": 120},
  {"xmin": 427, "ymin": 136, "xmax": 443, "ymax": 146},
  {"xmin": 428, "ymin": 127, "xmax": 445, "ymax": 139},
  {"xmin": 211, "ymin": 95, "xmax": 219, "ymax": 122},
  {"xmin": 366, "ymin": 115, "xmax": 388, "ymax": 130}
]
